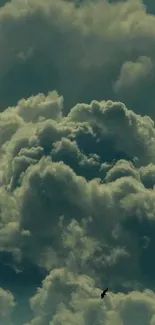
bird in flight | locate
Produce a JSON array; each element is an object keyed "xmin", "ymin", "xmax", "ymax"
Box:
[{"xmin": 101, "ymin": 288, "xmax": 108, "ymax": 299}]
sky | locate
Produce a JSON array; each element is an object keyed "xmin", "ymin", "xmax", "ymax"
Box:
[{"xmin": 1, "ymin": 0, "xmax": 155, "ymax": 324}]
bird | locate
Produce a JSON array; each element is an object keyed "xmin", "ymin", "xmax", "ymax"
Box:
[{"xmin": 101, "ymin": 288, "xmax": 108, "ymax": 299}]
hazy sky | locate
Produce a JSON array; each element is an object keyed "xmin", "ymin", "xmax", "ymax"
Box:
[{"xmin": 1, "ymin": 0, "xmax": 155, "ymax": 324}]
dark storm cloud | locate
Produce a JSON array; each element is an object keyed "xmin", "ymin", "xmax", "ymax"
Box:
[
  {"xmin": 0, "ymin": 0, "xmax": 9, "ymax": 7},
  {"xmin": 0, "ymin": 0, "xmax": 155, "ymax": 117}
]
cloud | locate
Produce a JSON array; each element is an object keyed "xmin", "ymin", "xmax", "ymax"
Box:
[
  {"xmin": 104, "ymin": 160, "xmax": 140, "ymax": 183},
  {"xmin": 1, "ymin": 93, "xmax": 155, "ymax": 293},
  {"xmin": 1, "ymin": 88, "xmax": 155, "ymax": 323},
  {"xmin": 0, "ymin": 0, "xmax": 155, "ymax": 117},
  {"xmin": 114, "ymin": 56, "xmax": 154, "ymax": 112},
  {"xmin": 140, "ymin": 164, "xmax": 155, "ymax": 189},
  {"xmin": 1, "ymin": 0, "xmax": 155, "ymax": 324},
  {"xmin": 23, "ymin": 267, "xmax": 155, "ymax": 325},
  {"xmin": 68, "ymin": 99, "xmax": 155, "ymax": 166},
  {"xmin": 0, "ymin": 288, "xmax": 15, "ymax": 325}
]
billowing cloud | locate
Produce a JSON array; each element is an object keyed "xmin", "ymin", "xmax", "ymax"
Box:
[
  {"xmin": 0, "ymin": 288, "xmax": 15, "ymax": 325},
  {"xmin": 1, "ymin": 0, "xmax": 155, "ymax": 324},
  {"xmin": 0, "ymin": 90, "xmax": 155, "ymax": 323},
  {"xmin": 114, "ymin": 56, "xmax": 154, "ymax": 111},
  {"xmin": 0, "ymin": 0, "xmax": 155, "ymax": 117},
  {"xmin": 23, "ymin": 267, "xmax": 155, "ymax": 325}
]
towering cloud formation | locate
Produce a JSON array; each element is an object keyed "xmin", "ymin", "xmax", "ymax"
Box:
[
  {"xmin": 1, "ymin": 91, "xmax": 155, "ymax": 324},
  {"xmin": 0, "ymin": 0, "xmax": 155, "ymax": 324}
]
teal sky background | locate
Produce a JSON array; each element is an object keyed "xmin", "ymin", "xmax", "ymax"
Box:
[{"xmin": 1, "ymin": 0, "xmax": 155, "ymax": 324}]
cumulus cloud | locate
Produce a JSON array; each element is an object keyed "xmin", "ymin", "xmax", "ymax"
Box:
[
  {"xmin": 0, "ymin": 288, "xmax": 15, "ymax": 325},
  {"xmin": 1, "ymin": 90, "xmax": 155, "ymax": 323},
  {"xmin": 1, "ymin": 0, "xmax": 155, "ymax": 324},
  {"xmin": 23, "ymin": 267, "xmax": 155, "ymax": 325}
]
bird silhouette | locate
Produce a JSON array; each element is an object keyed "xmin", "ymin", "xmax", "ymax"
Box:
[{"xmin": 101, "ymin": 288, "xmax": 108, "ymax": 299}]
